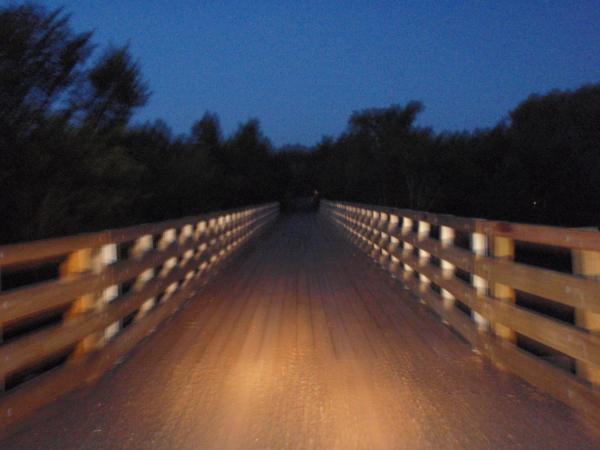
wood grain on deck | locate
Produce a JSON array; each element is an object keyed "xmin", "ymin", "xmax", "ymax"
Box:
[{"xmin": 3, "ymin": 214, "xmax": 600, "ymax": 449}]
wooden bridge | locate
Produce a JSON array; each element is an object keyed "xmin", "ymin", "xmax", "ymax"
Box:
[{"xmin": 1, "ymin": 201, "xmax": 600, "ymax": 448}]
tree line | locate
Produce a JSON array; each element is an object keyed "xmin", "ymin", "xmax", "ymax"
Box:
[
  {"xmin": 2, "ymin": 3, "xmax": 600, "ymax": 245},
  {"xmin": 300, "ymin": 86, "xmax": 600, "ymax": 227}
]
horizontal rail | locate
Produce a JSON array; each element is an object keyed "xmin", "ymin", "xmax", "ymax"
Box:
[
  {"xmin": 343, "ymin": 201, "xmax": 600, "ymax": 250},
  {"xmin": 0, "ymin": 202, "xmax": 279, "ymax": 430},
  {"xmin": 0, "ymin": 204, "xmax": 267, "ymax": 269},
  {"xmin": 322, "ymin": 199, "xmax": 600, "ymax": 422}
]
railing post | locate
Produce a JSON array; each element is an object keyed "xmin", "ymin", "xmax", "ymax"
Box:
[
  {"xmin": 130, "ymin": 234, "xmax": 155, "ymax": 323},
  {"xmin": 351, "ymin": 208, "xmax": 363, "ymax": 245},
  {"xmin": 361, "ymin": 209, "xmax": 370, "ymax": 249},
  {"xmin": 471, "ymin": 232, "xmax": 490, "ymax": 331},
  {"xmin": 62, "ymin": 248, "xmax": 102, "ymax": 357},
  {"xmin": 492, "ymin": 236, "xmax": 516, "ymax": 343},
  {"xmin": 217, "ymin": 216, "xmax": 227, "ymax": 259},
  {"xmin": 232, "ymin": 213, "xmax": 242, "ymax": 248},
  {"xmin": 357, "ymin": 208, "xmax": 368, "ymax": 246},
  {"xmin": 417, "ymin": 220, "xmax": 431, "ymax": 296},
  {"xmin": 224, "ymin": 215, "xmax": 234, "ymax": 253},
  {"xmin": 98, "ymin": 244, "xmax": 119, "ymax": 342},
  {"xmin": 440, "ymin": 225, "xmax": 456, "ymax": 316},
  {"xmin": 0, "ymin": 267, "xmax": 3, "ymax": 393},
  {"xmin": 179, "ymin": 224, "xmax": 195, "ymax": 286},
  {"xmin": 572, "ymin": 246, "xmax": 600, "ymax": 385},
  {"xmin": 233, "ymin": 211, "xmax": 243, "ymax": 248},
  {"xmin": 385, "ymin": 214, "xmax": 400, "ymax": 275},
  {"xmin": 401, "ymin": 217, "xmax": 414, "ymax": 284},
  {"xmin": 372, "ymin": 212, "xmax": 386, "ymax": 261},
  {"xmin": 207, "ymin": 218, "xmax": 217, "ymax": 266},
  {"xmin": 158, "ymin": 228, "xmax": 178, "ymax": 301}
]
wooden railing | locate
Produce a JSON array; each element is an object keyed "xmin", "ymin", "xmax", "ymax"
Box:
[
  {"xmin": 0, "ymin": 203, "xmax": 278, "ymax": 428},
  {"xmin": 322, "ymin": 200, "xmax": 600, "ymax": 421}
]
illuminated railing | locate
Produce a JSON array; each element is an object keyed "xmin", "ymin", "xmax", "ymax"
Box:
[
  {"xmin": 322, "ymin": 199, "xmax": 600, "ymax": 421},
  {"xmin": 0, "ymin": 202, "xmax": 278, "ymax": 426}
]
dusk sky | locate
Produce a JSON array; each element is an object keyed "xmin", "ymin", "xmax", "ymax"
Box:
[{"xmin": 38, "ymin": 0, "xmax": 600, "ymax": 146}]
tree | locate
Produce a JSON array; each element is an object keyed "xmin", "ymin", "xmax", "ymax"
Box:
[
  {"xmin": 191, "ymin": 112, "xmax": 222, "ymax": 152},
  {"xmin": 0, "ymin": 4, "xmax": 92, "ymax": 137},
  {"xmin": 82, "ymin": 45, "xmax": 149, "ymax": 132},
  {"xmin": 343, "ymin": 102, "xmax": 441, "ymax": 209},
  {"xmin": 507, "ymin": 85, "xmax": 600, "ymax": 225},
  {"xmin": 0, "ymin": 4, "xmax": 149, "ymax": 243}
]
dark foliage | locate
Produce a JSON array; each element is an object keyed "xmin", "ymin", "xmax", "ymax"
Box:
[
  {"xmin": 292, "ymin": 87, "xmax": 600, "ymax": 227},
  {"xmin": 2, "ymin": 3, "xmax": 600, "ymax": 245}
]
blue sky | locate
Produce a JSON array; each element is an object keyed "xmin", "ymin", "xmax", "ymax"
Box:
[{"xmin": 31, "ymin": 0, "xmax": 600, "ymax": 146}]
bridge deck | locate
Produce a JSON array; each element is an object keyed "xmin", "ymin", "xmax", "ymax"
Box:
[{"xmin": 3, "ymin": 214, "xmax": 600, "ymax": 449}]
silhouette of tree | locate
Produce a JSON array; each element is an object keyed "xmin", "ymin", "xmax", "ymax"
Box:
[
  {"xmin": 0, "ymin": 4, "xmax": 92, "ymax": 135},
  {"xmin": 82, "ymin": 45, "xmax": 149, "ymax": 132}
]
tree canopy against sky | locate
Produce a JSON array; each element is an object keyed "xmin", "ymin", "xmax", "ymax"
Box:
[
  {"xmin": 36, "ymin": 0, "xmax": 600, "ymax": 146},
  {"xmin": 2, "ymin": 2, "xmax": 600, "ymax": 246}
]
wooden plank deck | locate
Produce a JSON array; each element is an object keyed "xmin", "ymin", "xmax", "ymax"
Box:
[{"xmin": 3, "ymin": 213, "xmax": 600, "ymax": 449}]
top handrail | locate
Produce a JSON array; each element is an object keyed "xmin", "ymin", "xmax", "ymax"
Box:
[
  {"xmin": 0, "ymin": 203, "xmax": 277, "ymax": 269},
  {"xmin": 330, "ymin": 200, "xmax": 600, "ymax": 251}
]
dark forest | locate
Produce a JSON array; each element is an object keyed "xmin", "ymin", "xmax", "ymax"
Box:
[{"xmin": 2, "ymin": 4, "xmax": 600, "ymax": 245}]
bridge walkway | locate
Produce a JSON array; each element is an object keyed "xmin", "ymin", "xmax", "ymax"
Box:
[{"xmin": 3, "ymin": 214, "xmax": 599, "ymax": 449}]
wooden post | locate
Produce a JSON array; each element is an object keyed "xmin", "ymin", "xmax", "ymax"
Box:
[
  {"xmin": 348, "ymin": 207, "xmax": 358, "ymax": 239},
  {"xmin": 360, "ymin": 210, "xmax": 374, "ymax": 252},
  {"xmin": 417, "ymin": 221, "xmax": 431, "ymax": 297},
  {"xmin": 178, "ymin": 224, "xmax": 195, "ymax": 287},
  {"xmin": 208, "ymin": 217, "xmax": 219, "ymax": 267},
  {"xmin": 217, "ymin": 216, "xmax": 226, "ymax": 259},
  {"xmin": 158, "ymin": 228, "xmax": 178, "ymax": 301},
  {"xmin": 492, "ymin": 236, "xmax": 516, "ymax": 343},
  {"xmin": 471, "ymin": 232, "xmax": 490, "ymax": 331},
  {"xmin": 359, "ymin": 208, "xmax": 370, "ymax": 247},
  {"xmin": 194, "ymin": 221, "xmax": 207, "ymax": 279},
  {"xmin": 387, "ymin": 218, "xmax": 400, "ymax": 274},
  {"xmin": 370, "ymin": 211, "xmax": 381, "ymax": 251},
  {"xmin": 572, "ymin": 247, "xmax": 600, "ymax": 385},
  {"xmin": 0, "ymin": 266, "xmax": 4, "ymax": 392},
  {"xmin": 350, "ymin": 208, "xmax": 361, "ymax": 245},
  {"xmin": 224, "ymin": 214, "xmax": 234, "ymax": 253},
  {"xmin": 232, "ymin": 213, "xmax": 241, "ymax": 248},
  {"xmin": 132, "ymin": 235, "xmax": 155, "ymax": 321},
  {"xmin": 370, "ymin": 212, "xmax": 385, "ymax": 260},
  {"xmin": 440, "ymin": 225, "xmax": 456, "ymax": 316},
  {"xmin": 62, "ymin": 248, "xmax": 99, "ymax": 357},
  {"xmin": 231, "ymin": 214, "xmax": 241, "ymax": 249},
  {"xmin": 98, "ymin": 244, "xmax": 119, "ymax": 342},
  {"xmin": 401, "ymin": 217, "xmax": 414, "ymax": 284}
]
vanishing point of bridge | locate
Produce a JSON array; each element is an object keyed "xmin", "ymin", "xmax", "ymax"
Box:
[{"xmin": 1, "ymin": 201, "xmax": 600, "ymax": 448}]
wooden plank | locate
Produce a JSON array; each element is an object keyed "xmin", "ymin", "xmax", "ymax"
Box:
[
  {"xmin": 394, "ymin": 250, "xmax": 600, "ymax": 368},
  {"xmin": 488, "ymin": 338, "xmax": 600, "ymax": 424},
  {"xmin": 477, "ymin": 221, "xmax": 600, "ymax": 252},
  {"xmin": 0, "ymin": 253, "xmax": 204, "ymax": 378},
  {"xmin": 326, "ymin": 199, "xmax": 600, "ymax": 251},
  {"xmin": 0, "ymin": 203, "xmax": 278, "ymax": 269},
  {"xmin": 0, "ymin": 236, "xmax": 203, "ymax": 325},
  {"xmin": 329, "ymin": 204, "xmax": 600, "ymax": 370},
  {"xmin": 492, "ymin": 236, "xmax": 516, "ymax": 343},
  {"xmin": 572, "ymin": 247, "xmax": 600, "ymax": 385},
  {"xmin": 414, "ymin": 282, "xmax": 600, "ymax": 424},
  {"xmin": 61, "ymin": 249, "xmax": 97, "ymax": 357},
  {"xmin": 0, "ymin": 233, "xmax": 107, "ymax": 269},
  {"xmin": 325, "ymin": 203, "xmax": 600, "ymax": 424},
  {"xmin": 0, "ymin": 204, "xmax": 275, "ymax": 429},
  {"xmin": 401, "ymin": 231, "xmax": 600, "ymax": 312}
]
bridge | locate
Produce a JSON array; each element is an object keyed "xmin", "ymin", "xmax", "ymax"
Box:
[{"xmin": 1, "ymin": 201, "xmax": 600, "ymax": 448}]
